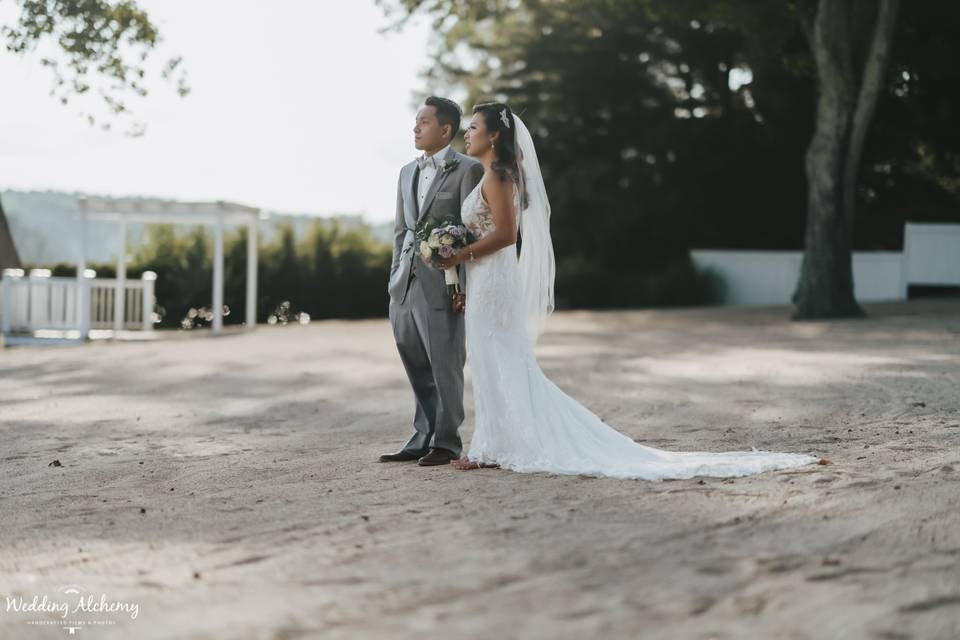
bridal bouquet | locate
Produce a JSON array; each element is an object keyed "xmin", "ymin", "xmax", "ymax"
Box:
[{"xmin": 415, "ymin": 217, "xmax": 472, "ymax": 297}]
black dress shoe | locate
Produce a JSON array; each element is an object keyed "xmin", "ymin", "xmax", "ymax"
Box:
[
  {"xmin": 417, "ymin": 448, "xmax": 457, "ymax": 466},
  {"xmin": 378, "ymin": 450, "xmax": 423, "ymax": 462}
]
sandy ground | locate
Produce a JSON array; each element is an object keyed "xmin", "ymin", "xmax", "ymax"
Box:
[{"xmin": 1, "ymin": 300, "xmax": 959, "ymax": 639}]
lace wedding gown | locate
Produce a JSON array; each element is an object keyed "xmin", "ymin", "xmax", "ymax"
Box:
[{"xmin": 461, "ymin": 177, "xmax": 820, "ymax": 481}]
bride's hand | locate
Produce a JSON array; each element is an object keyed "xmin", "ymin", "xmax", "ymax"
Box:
[{"xmin": 435, "ymin": 251, "xmax": 461, "ymax": 270}]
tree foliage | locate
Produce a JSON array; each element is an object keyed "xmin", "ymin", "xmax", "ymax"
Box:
[
  {"xmin": 0, "ymin": 1, "xmax": 189, "ymax": 280},
  {"xmin": 2, "ymin": 0, "xmax": 188, "ymax": 134},
  {"xmin": 378, "ymin": 0, "xmax": 960, "ymax": 310},
  {"xmin": 43, "ymin": 220, "xmax": 393, "ymax": 327}
]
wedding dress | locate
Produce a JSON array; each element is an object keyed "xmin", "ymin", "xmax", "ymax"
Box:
[{"xmin": 459, "ymin": 116, "xmax": 819, "ymax": 481}]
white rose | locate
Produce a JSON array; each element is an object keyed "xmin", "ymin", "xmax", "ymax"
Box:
[
  {"xmin": 439, "ymin": 235, "xmax": 455, "ymax": 245},
  {"xmin": 419, "ymin": 241, "xmax": 432, "ymax": 261},
  {"xmin": 427, "ymin": 235, "xmax": 442, "ymax": 249}
]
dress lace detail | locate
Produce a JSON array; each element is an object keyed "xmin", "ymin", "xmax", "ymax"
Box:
[
  {"xmin": 461, "ymin": 178, "xmax": 819, "ymax": 481},
  {"xmin": 463, "ymin": 177, "xmax": 507, "ymax": 241}
]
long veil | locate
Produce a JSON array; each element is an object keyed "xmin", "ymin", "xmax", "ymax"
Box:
[{"xmin": 512, "ymin": 114, "xmax": 556, "ymax": 345}]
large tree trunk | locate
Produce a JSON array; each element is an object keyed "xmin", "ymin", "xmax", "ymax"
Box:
[
  {"xmin": 792, "ymin": 0, "xmax": 899, "ymax": 319},
  {"xmin": 0, "ymin": 196, "xmax": 23, "ymax": 272}
]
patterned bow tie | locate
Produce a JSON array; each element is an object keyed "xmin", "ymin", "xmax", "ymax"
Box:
[{"xmin": 416, "ymin": 154, "xmax": 437, "ymax": 171}]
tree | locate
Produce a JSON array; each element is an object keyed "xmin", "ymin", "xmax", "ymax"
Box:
[
  {"xmin": 792, "ymin": 0, "xmax": 900, "ymax": 319},
  {"xmin": 2, "ymin": 0, "xmax": 188, "ymax": 132},
  {"xmin": 0, "ymin": 0, "xmax": 187, "ymax": 275},
  {"xmin": 378, "ymin": 0, "xmax": 770, "ymax": 307},
  {"xmin": 857, "ymin": 2, "xmax": 960, "ymax": 243},
  {"xmin": 652, "ymin": 0, "xmax": 904, "ymax": 318},
  {"xmin": 380, "ymin": 0, "xmax": 953, "ymax": 315}
]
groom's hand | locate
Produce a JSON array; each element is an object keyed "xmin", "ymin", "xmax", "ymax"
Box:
[{"xmin": 452, "ymin": 293, "xmax": 465, "ymax": 314}]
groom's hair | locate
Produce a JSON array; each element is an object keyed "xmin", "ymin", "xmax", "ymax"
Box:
[{"xmin": 424, "ymin": 96, "xmax": 462, "ymax": 143}]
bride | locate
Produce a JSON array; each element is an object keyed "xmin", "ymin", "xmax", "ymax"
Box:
[{"xmin": 434, "ymin": 102, "xmax": 821, "ymax": 480}]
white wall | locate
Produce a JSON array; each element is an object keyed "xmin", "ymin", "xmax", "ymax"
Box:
[
  {"xmin": 691, "ymin": 223, "xmax": 959, "ymax": 307},
  {"xmin": 904, "ymin": 223, "xmax": 960, "ymax": 287},
  {"xmin": 691, "ymin": 251, "xmax": 801, "ymax": 306},
  {"xmin": 852, "ymin": 252, "xmax": 905, "ymax": 301}
]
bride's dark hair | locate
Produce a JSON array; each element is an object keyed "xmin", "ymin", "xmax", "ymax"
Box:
[{"xmin": 472, "ymin": 101, "xmax": 528, "ymax": 208}]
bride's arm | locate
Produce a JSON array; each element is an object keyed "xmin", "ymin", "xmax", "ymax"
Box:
[{"xmin": 436, "ymin": 172, "xmax": 517, "ymax": 268}]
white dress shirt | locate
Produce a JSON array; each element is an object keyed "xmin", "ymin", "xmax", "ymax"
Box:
[{"xmin": 418, "ymin": 143, "xmax": 451, "ymax": 209}]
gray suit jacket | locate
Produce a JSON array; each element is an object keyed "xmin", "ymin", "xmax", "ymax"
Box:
[{"xmin": 388, "ymin": 146, "xmax": 484, "ymax": 308}]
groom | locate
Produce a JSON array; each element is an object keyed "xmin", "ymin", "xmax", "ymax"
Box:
[{"xmin": 381, "ymin": 96, "xmax": 484, "ymax": 466}]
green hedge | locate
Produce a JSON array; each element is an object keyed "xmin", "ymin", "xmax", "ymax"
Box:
[
  {"xmin": 27, "ymin": 220, "xmax": 719, "ymax": 328},
  {"xmin": 32, "ymin": 219, "xmax": 392, "ymax": 328}
]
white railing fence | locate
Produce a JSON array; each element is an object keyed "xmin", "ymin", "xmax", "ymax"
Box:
[
  {"xmin": 0, "ymin": 269, "xmax": 156, "ymax": 334},
  {"xmin": 89, "ymin": 277, "xmax": 155, "ymax": 330}
]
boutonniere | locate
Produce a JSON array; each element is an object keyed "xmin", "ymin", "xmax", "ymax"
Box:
[{"xmin": 439, "ymin": 158, "xmax": 460, "ymax": 175}]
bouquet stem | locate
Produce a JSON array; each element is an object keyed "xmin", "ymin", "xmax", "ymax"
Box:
[{"xmin": 444, "ymin": 267, "xmax": 460, "ymax": 297}]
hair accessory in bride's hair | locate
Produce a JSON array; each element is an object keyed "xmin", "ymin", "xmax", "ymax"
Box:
[{"xmin": 499, "ymin": 108, "xmax": 511, "ymax": 129}]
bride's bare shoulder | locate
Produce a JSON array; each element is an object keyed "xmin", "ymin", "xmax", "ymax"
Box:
[{"xmin": 481, "ymin": 169, "xmax": 512, "ymax": 201}]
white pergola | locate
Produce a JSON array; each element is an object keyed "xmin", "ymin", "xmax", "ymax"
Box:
[{"xmin": 77, "ymin": 197, "xmax": 262, "ymax": 339}]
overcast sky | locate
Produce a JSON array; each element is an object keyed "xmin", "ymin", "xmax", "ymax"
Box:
[{"xmin": 0, "ymin": 0, "xmax": 439, "ymax": 223}]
